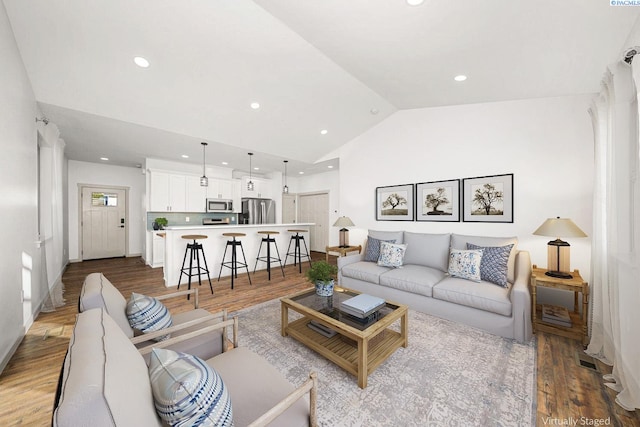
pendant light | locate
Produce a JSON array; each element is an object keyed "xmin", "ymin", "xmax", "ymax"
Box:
[
  {"xmin": 247, "ymin": 153, "xmax": 254, "ymax": 191},
  {"xmin": 283, "ymin": 160, "xmax": 289, "ymax": 194},
  {"xmin": 200, "ymin": 142, "xmax": 208, "ymax": 187}
]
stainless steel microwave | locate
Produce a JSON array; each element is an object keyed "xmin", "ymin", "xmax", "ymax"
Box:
[{"xmin": 206, "ymin": 198, "xmax": 233, "ymax": 213}]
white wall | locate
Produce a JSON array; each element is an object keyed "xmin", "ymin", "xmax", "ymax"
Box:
[
  {"xmin": 0, "ymin": 3, "xmax": 40, "ymax": 371},
  {"xmin": 67, "ymin": 160, "xmax": 146, "ymax": 260},
  {"xmin": 295, "ymin": 170, "xmax": 342, "ymax": 246},
  {"xmin": 338, "ymin": 95, "xmax": 594, "ymax": 300}
]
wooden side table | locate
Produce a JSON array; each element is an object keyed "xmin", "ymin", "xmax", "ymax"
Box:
[
  {"xmin": 531, "ymin": 264, "xmax": 589, "ymax": 346},
  {"xmin": 325, "ymin": 245, "xmax": 362, "ymax": 263}
]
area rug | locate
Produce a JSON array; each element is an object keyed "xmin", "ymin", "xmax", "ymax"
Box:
[{"xmin": 233, "ymin": 299, "xmax": 536, "ymax": 427}]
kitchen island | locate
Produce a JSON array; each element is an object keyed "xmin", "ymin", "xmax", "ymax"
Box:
[{"xmin": 162, "ymin": 223, "xmax": 313, "ymax": 287}]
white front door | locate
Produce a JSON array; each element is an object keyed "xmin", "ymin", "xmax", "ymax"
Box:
[
  {"xmin": 81, "ymin": 186, "xmax": 127, "ymax": 260},
  {"xmin": 298, "ymin": 193, "xmax": 329, "ymax": 252}
]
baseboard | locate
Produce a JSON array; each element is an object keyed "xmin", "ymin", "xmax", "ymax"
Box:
[{"xmin": 0, "ymin": 335, "xmax": 25, "ymax": 375}]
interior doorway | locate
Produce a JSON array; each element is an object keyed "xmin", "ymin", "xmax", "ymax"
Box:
[
  {"xmin": 80, "ymin": 186, "xmax": 127, "ymax": 260},
  {"xmin": 297, "ymin": 192, "xmax": 329, "ymax": 252}
]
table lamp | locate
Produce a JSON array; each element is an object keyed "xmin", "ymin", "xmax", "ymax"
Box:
[
  {"xmin": 333, "ymin": 216, "xmax": 355, "ymax": 248},
  {"xmin": 533, "ymin": 217, "xmax": 587, "ymax": 279}
]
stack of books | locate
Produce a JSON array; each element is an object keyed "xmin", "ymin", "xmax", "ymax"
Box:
[
  {"xmin": 541, "ymin": 304, "xmax": 572, "ymax": 327},
  {"xmin": 340, "ymin": 294, "xmax": 385, "ymax": 325}
]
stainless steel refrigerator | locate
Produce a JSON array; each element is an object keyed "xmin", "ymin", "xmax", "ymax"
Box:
[{"xmin": 241, "ymin": 198, "xmax": 276, "ymax": 224}]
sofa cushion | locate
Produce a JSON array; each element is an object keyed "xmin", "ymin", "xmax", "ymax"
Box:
[
  {"xmin": 402, "ymin": 232, "xmax": 451, "ymax": 271},
  {"xmin": 364, "ymin": 237, "xmax": 396, "ymax": 262},
  {"xmin": 433, "ymin": 277, "xmax": 513, "ymax": 316},
  {"xmin": 52, "ymin": 308, "xmax": 160, "ymax": 426},
  {"xmin": 126, "ymin": 293, "xmax": 173, "ymax": 341},
  {"xmin": 448, "ymin": 249, "xmax": 483, "ymax": 282},
  {"xmin": 377, "ymin": 242, "xmax": 407, "ymax": 268},
  {"xmin": 379, "ymin": 265, "xmax": 446, "ymax": 297},
  {"xmin": 451, "ymin": 234, "xmax": 518, "ymax": 283},
  {"xmin": 149, "ymin": 348, "xmax": 233, "ymax": 427},
  {"xmin": 166, "ymin": 309, "xmax": 225, "ymax": 360},
  {"xmin": 209, "ymin": 347, "xmax": 309, "ymax": 427},
  {"xmin": 368, "ymin": 229, "xmax": 404, "ymax": 244},
  {"xmin": 79, "ymin": 272, "xmax": 134, "ymax": 337},
  {"xmin": 341, "ymin": 261, "xmax": 390, "ymax": 284},
  {"xmin": 467, "ymin": 243, "xmax": 514, "ymax": 288}
]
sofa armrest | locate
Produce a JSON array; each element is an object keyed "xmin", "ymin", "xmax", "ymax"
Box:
[
  {"xmin": 248, "ymin": 372, "xmax": 318, "ymax": 427},
  {"xmin": 135, "ymin": 314, "xmax": 239, "ymax": 355},
  {"xmin": 155, "ymin": 288, "xmax": 199, "ymax": 308},
  {"xmin": 511, "ymin": 250, "xmax": 532, "ymax": 342}
]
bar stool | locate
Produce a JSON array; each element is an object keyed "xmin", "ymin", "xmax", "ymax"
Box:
[
  {"xmin": 285, "ymin": 229, "xmax": 312, "ymax": 273},
  {"xmin": 254, "ymin": 231, "xmax": 285, "ymax": 280},
  {"xmin": 178, "ymin": 234, "xmax": 213, "ymax": 299},
  {"xmin": 217, "ymin": 232, "xmax": 252, "ymax": 290}
]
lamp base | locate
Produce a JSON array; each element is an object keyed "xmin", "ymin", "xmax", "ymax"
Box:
[
  {"xmin": 338, "ymin": 228, "xmax": 349, "ymax": 248},
  {"xmin": 545, "ymin": 270, "xmax": 573, "ymax": 279}
]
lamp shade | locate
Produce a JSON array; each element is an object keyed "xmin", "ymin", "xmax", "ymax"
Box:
[
  {"xmin": 533, "ymin": 217, "xmax": 587, "ymax": 238},
  {"xmin": 333, "ymin": 216, "xmax": 355, "ymax": 227}
]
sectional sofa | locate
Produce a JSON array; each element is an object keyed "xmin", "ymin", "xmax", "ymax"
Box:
[{"xmin": 337, "ymin": 230, "xmax": 533, "ymax": 342}]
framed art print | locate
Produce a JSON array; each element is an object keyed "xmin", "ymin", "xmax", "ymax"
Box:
[
  {"xmin": 375, "ymin": 184, "xmax": 414, "ymax": 221},
  {"xmin": 415, "ymin": 179, "xmax": 460, "ymax": 222},
  {"xmin": 462, "ymin": 174, "xmax": 513, "ymax": 223}
]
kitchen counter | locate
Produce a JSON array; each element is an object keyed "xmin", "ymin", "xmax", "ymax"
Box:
[{"xmin": 162, "ymin": 223, "xmax": 314, "ymax": 287}]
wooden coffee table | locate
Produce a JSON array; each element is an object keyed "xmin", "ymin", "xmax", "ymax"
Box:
[{"xmin": 281, "ymin": 287, "xmax": 408, "ymax": 388}]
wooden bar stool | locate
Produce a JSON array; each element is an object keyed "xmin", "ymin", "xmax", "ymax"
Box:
[
  {"xmin": 254, "ymin": 231, "xmax": 285, "ymax": 280},
  {"xmin": 285, "ymin": 229, "xmax": 312, "ymax": 273},
  {"xmin": 217, "ymin": 232, "xmax": 252, "ymax": 290},
  {"xmin": 178, "ymin": 234, "xmax": 213, "ymax": 298}
]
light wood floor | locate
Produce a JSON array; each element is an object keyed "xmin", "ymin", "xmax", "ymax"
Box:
[{"xmin": 1, "ymin": 255, "xmax": 638, "ymax": 426}]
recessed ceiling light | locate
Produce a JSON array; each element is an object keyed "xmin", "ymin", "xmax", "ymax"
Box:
[
  {"xmin": 221, "ymin": 161, "xmax": 228, "ymax": 165},
  {"xmin": 250, "ymin": 102, "xmax": 260, "ymax": 109},
  {"xmin": 100, "ymin": 157, "xmax": 109, "ymax": 161},
  {"xmin": 454, "ymin": 75, "xmax": 467, "ymax": 82},
  {"xmin": 134, "ymin": 56, "xmax": 150, "ymax": 68},
  {"xmin": 299, "ymin": 171, "xmax": 304, "ymax": 175},
  {"xmin": 181, "ymin": 154, "xmax": 189, "ymax": 158},
  {"xmin": 328, "ymin": 165, "xmax": 334, "ymax": 169},
  {"xmin": 406, "ymin": 0, "xmax": 424, "ymax": 5},
  {"xmin": 254, "ymin": 167, "xmax": 259, "ymax": 171},
  {"xmin": 320, "ymin": 129, "xmax": 328, "ymax": 135}
]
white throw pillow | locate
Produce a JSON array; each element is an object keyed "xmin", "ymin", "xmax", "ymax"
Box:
[
  {"xmin": 125, "ymin": 292, "xmax": 173, "ymax": 341},
  {"xmin": 448, "ymin": 249, "xmax": 483, "ymax": 282},
  {"xmin": 149, "ymin": 348, "xmax": 233, "ymax": 426},
  {"xmin": 377, "ymin": 241, "xmax": 408, "ymax": 268}
]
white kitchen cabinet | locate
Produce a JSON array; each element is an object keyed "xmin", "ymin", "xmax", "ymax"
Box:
[
  {"xmin": 240, "ymin": 176, "xmax": 272, "ymax": 199},
  {"xmin": 152, "ymin": 232, "xmax": 165, "ymax": 268},
  {"xmin": 207, "ymin": 179, "xmax": 241, "ymax": 212},
  {"xmin": 149, "ymin": 171, "xmax": 187, "ymax": 212},
  {"xmin": 185, "ymin": 175, "xmax": 207, "ymax": 212}
]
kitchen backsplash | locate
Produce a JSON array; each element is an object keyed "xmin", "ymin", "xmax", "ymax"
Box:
[{"xmin": 147, "ymin": 212, "xmax": 239, "ymax": 230}]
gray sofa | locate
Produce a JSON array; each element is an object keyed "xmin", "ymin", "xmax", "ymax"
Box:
[{"xmin": 338, "ymin": 231, "xmax": 532, "ymax": 342}]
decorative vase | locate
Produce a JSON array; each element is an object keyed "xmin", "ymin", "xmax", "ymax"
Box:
[
  {"xmin": 152, "ymin": 221, "xmax": 159, "ymax": 230},
  {"xmin": 315, "ymin": 279, "xmax": 334, "ymax": 297}
]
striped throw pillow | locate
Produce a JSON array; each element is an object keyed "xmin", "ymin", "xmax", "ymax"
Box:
[
  {"xmin": 149, "ymin": 348, "xmax": 233, "ymax": 427},
  {"xmin": 125, "ymin": 293, "xmax": 173, "ymax": 341}
]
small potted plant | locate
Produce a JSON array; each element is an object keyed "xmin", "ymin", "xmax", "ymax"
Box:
[
  {"xmin": 305, "ymin": 260, "xmax": 338, "ymax": 296},
  {"xmin": 153, "ymin": 217, "xmax": 168, "ymax": 230}
]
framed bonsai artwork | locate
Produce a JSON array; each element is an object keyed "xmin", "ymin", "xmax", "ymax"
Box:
[
  {"xmin": 375, "ymin": 184, "xmax": 414, "ymax": 221},
  {"xmin": 415, "ymin": 179, "xmax": 460, "ymax": 222},
  {"xmin": 462, "ymin": 173, "xmax": 513, "ymax": 222}
]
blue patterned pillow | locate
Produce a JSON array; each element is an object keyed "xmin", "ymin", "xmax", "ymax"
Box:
[
  {"xmin": 448, "ymin": 249, "xmax": 483, "ymax": 282},
  {"xmin": 126, "ymin": 293, "xmax": 173, "ymax": 341},
  {"xmin": 467, "ymin": 243, "xmax": 514, "ymax": 287},
  {"xmin": 377, "ymin": 241, "xmax": 407, "ymax": 268},
  {"xmin": 149, "ymin": 348, "xmax": 233, "ymax": 427},
  {"xmin": 364, "ymin": 237, "xmax": 396, "ymax": 262}
]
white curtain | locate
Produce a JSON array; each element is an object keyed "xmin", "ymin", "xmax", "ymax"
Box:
[{"xmin": 587, "ymin": 56, "xmax": 640, "ymax": 411}]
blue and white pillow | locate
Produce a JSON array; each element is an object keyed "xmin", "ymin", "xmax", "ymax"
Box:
[
  {"xmin": 149, "ymin": 348, "xmax": 233, "ymax": 427},
  {"xmin": 365, "ymin": 237, "xmax": 396, "ymax": 262},
  {"xmin": 448, "ymin": 249, "xmax": 483, "ymax": 282},
  {"xmin": 377, "ymin": 242, "xmax": 407, "ymax": 268},
  {"xmin": 126, "ymin": 293, "xmax": 173, "ymax": 341},
  {"xmin": 467, "ymin": 243, "xmax": 514, "ymax": 287}
]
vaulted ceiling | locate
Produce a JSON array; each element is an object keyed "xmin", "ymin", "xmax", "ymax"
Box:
[{"xmin": 4, "ymin": 0, "xmax": 639, "ymax": 175}]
